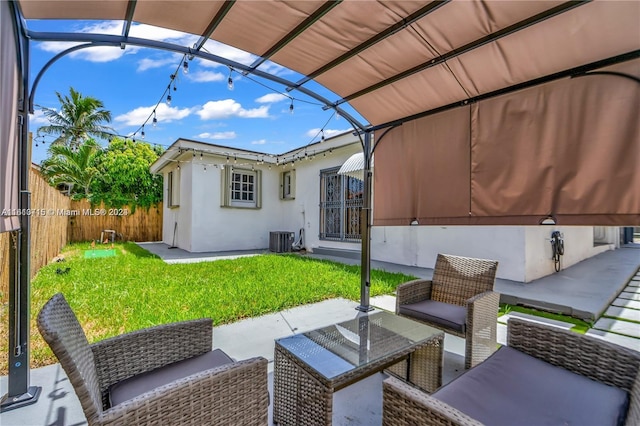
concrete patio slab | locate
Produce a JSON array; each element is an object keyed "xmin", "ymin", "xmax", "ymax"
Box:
[
  {"xmin": 496, "ymin": 248, "xmax": 639, "ymax": 320},
  {"xmin": 611, "ymin": 298, "xmax": 640, "ymax": 310},
  {"xmin": 586, "ymin": 329, "xmax": 640, "ymax": 352},
  {"xmin": 136, "ymin": 242, "xmax": 266, "ymax": 264},
  {"xmin": 592, "ymin": 318, "xmax": 640, "ymax": 339},
  {"xmin": 604, "ymin": 306, "xmax": 640, "ymax": 322}
]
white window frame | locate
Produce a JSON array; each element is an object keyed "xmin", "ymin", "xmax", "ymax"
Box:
[
  {"xmin": 168, "ymin": 169, "xmax": 180, "ymax": 208},
  {"xmin": 221, "ymin": 167, "xmax": 262, "ymax": 209},
  {"xmin": 280, "ymin": 170, "xmax": 296, "ymax": 200}
]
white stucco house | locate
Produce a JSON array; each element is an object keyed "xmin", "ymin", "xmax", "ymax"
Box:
[{"xmin": 150, "ymin": 132, "xmax": 622, "ymax": 283}]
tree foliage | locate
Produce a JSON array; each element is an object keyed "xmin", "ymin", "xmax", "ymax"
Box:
[
  {"xmin": 37, "ymin": 87, "xmax": 113, "ymax": 149},
  {"xmin": 40, "ymin": 140, "xmax": 101, "ymax": 200},
  {"xmin": 90, "ymin": 137, "xmax": 164, "ymax": 209}
]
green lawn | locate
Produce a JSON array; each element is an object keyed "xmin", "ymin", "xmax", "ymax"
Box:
[{"xmin": 2, "ymin": 242, "xmax": 415, "ymax": 372}]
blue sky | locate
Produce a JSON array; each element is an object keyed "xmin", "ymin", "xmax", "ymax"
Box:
[{"xmin": 27, "ymin": 19, "xmax": 365, "ymax": 164}]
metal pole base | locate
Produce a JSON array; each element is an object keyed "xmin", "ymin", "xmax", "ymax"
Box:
[
  {"xmin": 355, "ymin": 305, "xmax": 374, "ymax": 312},
  {"xmin": 0, "ymin": 386, "xmax": 42, "ymax": 412}
]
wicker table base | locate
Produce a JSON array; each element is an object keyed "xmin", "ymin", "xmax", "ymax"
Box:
[{"xmin": 273, "ymin": 313, "xmax": 443, "ymax": 426}]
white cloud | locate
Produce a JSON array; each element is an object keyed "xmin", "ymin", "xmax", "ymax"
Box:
[
  {"xmin": 197, "ymin": 131, "xmax": 237, "ymax": 140},
  {"xmin": 188, "ymin": 71, "xmax": 225, "ymax": 83},
  {"xmin": 137, "ymin": 57, "xmax": 177, "ymax": 72},
  {"xmin": 115, "ymin": 103, "xmax": 192, "ymax": 126},
  {"xmin": 255, "ymin": 93, "xmax": 288, "ymax": 104},
  {"xmin": 197, "ymin": 100, "xmax": 270, "ymax": 120},
  {"xmin": 251, "ymin": 139, "xmax": 267, "ymax": 145},
  {"xmin": 30, "ymin": 110, "xmax": 51, "ymax": 125},
  {"xmin": 199, "ymin": 40, "xmax": 255, "ymax": 67},
  {"xmin": 306, "ymin": 128, "xmax": 351, "ymax": 138}
]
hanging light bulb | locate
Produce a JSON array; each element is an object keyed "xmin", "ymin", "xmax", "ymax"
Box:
[
  {"xmin": 321, "ymin": 130, "xmax": 325, "ymax": 142},
  {"xmin": 335, "ymin": 111, "xmax": 341, "ymax": 120},
  {"xmin": 289, "ymin": 100, "xmax": 294, "ymax": 114},
  {"xmin": 141, "ymin": 126, "xmax": 145, "ymax": 139},
  {"xmin": 61, "ymin": 129, "xmax": 66, "ymax": 136},
  {"xmin": 183, "ymin": 60, "xmax": 189, "ymax": 75},
  {"xmin": 226, "ymin": 155, "xmax": 230, "ymax": 164},
  {"xmin": 227, "ymin": 69, "xmax": 234, "ymax": 91},
  {"xmin": 152, "ymin": 111, "xmax": 157, "ymax": 127},
  {"xmin": 234, "ymin": 155, "xmax": 237, "ymax": 164},
  {"xmin": 167, "ymin": 94, "xmax": 172, "ymax": 105}
]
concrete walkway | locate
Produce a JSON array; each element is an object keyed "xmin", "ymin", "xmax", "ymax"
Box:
[{"xmin": 588, "ymin": 261, "xmax": 640, "ymax": 351}]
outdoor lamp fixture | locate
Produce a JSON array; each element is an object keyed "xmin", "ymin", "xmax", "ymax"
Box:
[
  {"xmin": 540, "ymin": 215, "xmax": 557, "ymax": 225},
  {"xmin": 183, "ymin": 60, "xmax": 189, "ymax": 75},
  {"xmin": 410, "ymin": 218, "xmax": 419, "ymax": 226}
]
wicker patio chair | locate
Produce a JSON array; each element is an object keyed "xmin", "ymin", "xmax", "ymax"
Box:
[
  {"xmin": 37, "ymin": 293, "xmax": 269, "ymax": 426},
  {"xmin": 396, "ymin": 254, "xmax": 499, "ymax": 369},
  {"xmin": 383, "ymin": 318, "xmax": 640, "ymax": 426}
]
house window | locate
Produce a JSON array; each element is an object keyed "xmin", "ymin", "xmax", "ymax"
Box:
[
  {"xmin": 168, "ymin": 169, "xmax": 180, "ymax": 207},
  {"xmin": 222, "ymin": 167, "xmax": 262, "ymax": 209},
  {"xmin": 320, "ymin": 167, "xmax": 363, "ymax": 241},
  {"xmin": 280, "ymin": 170, "xmax": 295, "ymax": 200}
]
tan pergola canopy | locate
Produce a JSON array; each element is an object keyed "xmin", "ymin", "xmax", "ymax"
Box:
[{"xmin": 15, "ymin": 0, "xmax": 640, "ymax": 225}]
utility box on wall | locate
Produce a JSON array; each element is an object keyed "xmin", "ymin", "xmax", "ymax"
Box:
[{"xmin": 269, "ymin": 231, "xmax": 294, "ymax": 253}]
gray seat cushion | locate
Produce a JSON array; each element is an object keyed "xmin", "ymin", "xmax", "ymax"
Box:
[
  {"xmin": 109, "ymin": 349, "xmax": 234, "ymax": 407},
  {"xmin": 433, "ymin": 345, "xmax": 629, "ymax": 426},
  {"xmin": 398, "ymin": 300, "xmax": 466, "ymax": 333}
]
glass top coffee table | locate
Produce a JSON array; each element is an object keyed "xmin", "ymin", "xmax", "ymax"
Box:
[{"xmin": 273, "ymin": 310, "xmax": 443, "ymax": 426}]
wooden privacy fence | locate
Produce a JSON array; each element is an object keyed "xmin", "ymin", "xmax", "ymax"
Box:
[
  {"xmin": 1, "ymin": 166, "xmax": 163, "ymax": 303},
  {"xmin": 68, "ymin": 200, "xmax": 163, "ymax": 243}
]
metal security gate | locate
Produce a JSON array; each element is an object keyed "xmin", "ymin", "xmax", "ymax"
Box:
[{"xmin": 320, "ymin": 168, "xmax": 363, "ymax": 241}]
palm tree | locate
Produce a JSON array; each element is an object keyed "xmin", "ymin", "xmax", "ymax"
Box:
[
  {"xmin": 37, "ymin": 87, "xmax": 113, "ymax": 149},
  {"xmin": 40, "ymin": 140, "xmax": 101, "ymax": 199}
]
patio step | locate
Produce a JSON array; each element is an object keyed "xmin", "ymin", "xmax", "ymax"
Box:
[
  {"xmin": 592, "ymin": 318, "xmax": 640, "ymax": 339},
  {"xmin": 627, "ymin": 280, "xmax": 640, "ymax": 288},
  {"xmin": 612, "ymin": 298, "xmax": 640, "ymax": 310},
  {"xmin": 603, "ymin": 306, "xmax": 640, "ymax": 322},
  {"xmin": 586, "ymin": 329, "xmax": 640, "ymax": 352},
  {"xmin": 619, "ymin": 291, "xmax": 640, "ymax": 301}
]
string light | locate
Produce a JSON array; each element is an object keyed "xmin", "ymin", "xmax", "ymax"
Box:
[
  {"xmin": 183, "ymin": 60, "xmax": 189, "ymax": 75},
  {"xmin": 166, "ymin": 93, "xmax": 172, "ymax": 105},
  {"xmin": 289, "ymin": 99, "xmax": 294, "ymax": 114},
  {"xmin": 141, "ymin": 126, "xmax": 145, "ymax": 139},
  {"xmin": 227, "ymin": 68, "xmax": 234, "ymax": 91}
]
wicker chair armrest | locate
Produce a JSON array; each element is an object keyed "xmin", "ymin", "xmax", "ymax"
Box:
[
  {"xmin": 626, "ymin": 370, "xmax": 640, "ymax": 426},
  {"xmin": 91, "ymin": 318, "xmax": 213, "ymax": 395},
  {"xmin": 465, "ymin": 291, "xmax": 500, "ymax": 323},
  {"xmin": 99, "ymin": 357, "xmax": 269, "ymax": 426},
  {"xmin": 508, "ymin": 318, "xmax": 640, "ymax": 392},
  {"xmin": 396, "ymin": 279, "xmax": 433, "ymax": 313},
  {"xmin": 382, "ymin": 376, "xmax": 482, "ymax": 426}
]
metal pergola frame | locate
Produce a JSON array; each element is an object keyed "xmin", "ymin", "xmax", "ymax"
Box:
[{"xmin": 2, "ymin": 0, "xmax": 638, "ymax": 412}]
